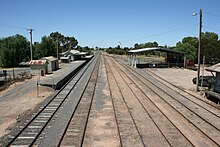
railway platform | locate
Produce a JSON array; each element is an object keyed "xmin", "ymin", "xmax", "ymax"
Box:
[{"xmin": 39, "ymin": 60, "xmax": 87, "ymax": 89}]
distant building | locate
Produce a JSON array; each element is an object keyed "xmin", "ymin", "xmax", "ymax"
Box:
[
  {"xmin": 60, "ymin": 56, "xmax": 70, "ymax": 63},
  {"xmin": 40, "ymin": 56, "xmax": 59, "ymax": 73},
  {"xmin": 60, "ymin": 50, "xmax": 87, "ymax": 62}
]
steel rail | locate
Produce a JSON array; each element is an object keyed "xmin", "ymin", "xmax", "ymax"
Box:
[
  {"xmin": 104, "ymin": 55, "xmax": 146, "ymax": 147},
  {"xmin": 58, "ymin": 54, "xmax": 100, "ymax": 146},
  {"xmin": 108, "ymin": 55, "xmax": 220, "ymax": 146},
  {"xmin": 6, "ymin": 55, "xmax": 97, "ymax": 146}
]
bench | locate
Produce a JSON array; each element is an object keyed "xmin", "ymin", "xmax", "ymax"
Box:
[{"xmin": 205, "ymin": 91, "xmax": 220, "ymax": 104}]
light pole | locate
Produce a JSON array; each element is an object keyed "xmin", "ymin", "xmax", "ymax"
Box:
[{"xmin": 193, "ymin": 9, "xmax": 202, "ymax": 91}]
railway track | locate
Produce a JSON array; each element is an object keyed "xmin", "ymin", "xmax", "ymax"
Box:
[
  {"xmin": 58, "ymin": 53, "xmax": 100, "ymax": 146},
  {"xmin": 6, "ymin": 53, "xmax": 100, "ymax": 146},
  {"xmin": 105, "ymin": 56, "xmax": 190, "ymax": 147},
  {"xmin": 3, "ymin": 53, "xmax": 220, "ymax": 146},
  {"xmin": 144, "ymin": 68, "xmax": 220, "ymax": 110},
  {"xmin": 105, "ymin": 54, "xmax": 220, "ymax": 147}
]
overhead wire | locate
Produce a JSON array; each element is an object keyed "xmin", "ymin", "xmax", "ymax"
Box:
[
  {"xmin": 201, "ymin": 11, "xmax": 220, "ymax": 33},
  {"xmin": 121, "ymin": 23, "xmax": 198, "ymax": 44},
  {"xmin": 0, "ymin": 22, "xmax": 36, "ymax": 41},
  {"xmin": 204, "ymin": 11, "xmax": 220, "ymax": 18},
  {"xmin": 0, "ymin": 22, "xmax": 27, "ymax": 30},
  {"xmin": 203, "ymin": 26, "xmax": 220, "ymax": 32}
]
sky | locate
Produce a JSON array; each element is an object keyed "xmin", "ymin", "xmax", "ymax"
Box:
[{"xmin": 1, "ymin": 0, "xmax": 220, "ymax": 48}]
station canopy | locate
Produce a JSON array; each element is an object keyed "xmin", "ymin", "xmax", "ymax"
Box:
[{"xmin": 128, "ymin": 47, "xmax": 185, "ymax": 54}]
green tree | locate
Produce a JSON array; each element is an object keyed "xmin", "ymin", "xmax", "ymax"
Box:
[
  {"xmin": 174, "ymin": 36, "xmax": 198, "ymax": 62},
  {"xmin": 182, "ymin": 37, "xmax": 198, "ymax": 48},
  {"xmin": 34, "ymin": 36, "xmax": 56, "ymax": 58},
  {"xmin": 50, "ymin": 32, "xmax": 78, "ymax": 52},
  {"xmin": 201, "ymin": 32, "xmax": 219, "ymax": 64},
  {"xmin": 133, "ymin": 41, "xmax": 158, "ymax": 49},
  {"xmin": 175, "ymin": 42, "xmax": 197, "ymax": 61},
  {"xmin": 0, "ymin": 34, "xmax": 29, "ymax": 67}
]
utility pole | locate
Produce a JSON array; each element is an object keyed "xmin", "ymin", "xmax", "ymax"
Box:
[
  {"xmin": 27, "ymin": 28, "xmax": 34, "ymax": 60},
  {"xmin": 57, "ymin": 37, "xmax": 59, "ymax": 59},
  {"xmin": 196, "ymin": 9, "xmax": 202, "ymax": 91}
]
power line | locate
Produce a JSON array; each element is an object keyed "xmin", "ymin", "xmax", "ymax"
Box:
[
  {"xmin": 0, "ymin": 22, "xmax": 27, "ymax": 30},
  {"xmin": 122, "ymin": 24, "xmax": 198, "ymax": 44},
  {"xmin": 203, "ymin": 26, "xmax": 220, "ymax": 32},
  {"xmin": 204, "ymin": 11, "xmax": 220, "ymax": 18}
]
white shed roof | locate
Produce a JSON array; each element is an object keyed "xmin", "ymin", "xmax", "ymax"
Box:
[
  {"xmin": 128, "ymin": 47, "xmax": 185, "ymax": 54},
  {"xmin": 128, "ymin": 47, "xmax": 160, "ymax": 53}
]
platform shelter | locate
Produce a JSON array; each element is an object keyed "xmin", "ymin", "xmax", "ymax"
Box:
[{"xmin": 127, "ymin": 47, "xmax": 186, "ymax": 68}]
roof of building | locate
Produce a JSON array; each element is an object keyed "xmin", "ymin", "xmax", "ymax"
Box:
[
  {"xmin": 206, "ymin": 63, "xmax": 220, "ymax": 73},
  {"xmin": 75, "ymin": 52, "xmax": 87, "ymax": 55},
  {"xmin": 70, "ymin": 49, "xmax": 80, "ymax": 54},
  {"xmin": 60, "ymin": 56, "xmax": 70, "ymax": 60},
  {"xmin": 29, "ymin": 60, "xmax": 47, "ymax": 65},
  {"xmin": 60, "ymin": 50, "xmax": 80, "ymax": 56},
  {"xmin": 40, "ymin": 56, "xmax": 58, "ymax": 61},
  {"xmin": 128, "ymin": 47, "xmax": 185, "ymax": 54},
  {"xmin": 19, "ymin": 61, "xmax": 30, "ymax": 66}
]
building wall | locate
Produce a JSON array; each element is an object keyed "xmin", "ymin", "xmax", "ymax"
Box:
[
  {"xmin": 215, "ymin": 72, "xmax": 220, "ymax": 93},
  {"xmin": 47, "ymin": 61, "xmax": 53, "ymax": 73},
  {"xmin": 30, "ymin": 65, "xmax": 47, "ymax": 75}
]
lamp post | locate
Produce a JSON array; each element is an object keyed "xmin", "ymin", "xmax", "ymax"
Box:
[{"xmin": 193, "ymin": 9, "xmax": 202, "ymax": 91}]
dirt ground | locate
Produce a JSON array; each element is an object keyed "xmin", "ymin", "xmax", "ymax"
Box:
[
  {"xmin": 0, "ymin": 76, "xmax": 54, "ymax": 137},
  {"xmin": 148, "ymin": 68, "xmax": 212, "ymax": 91}
]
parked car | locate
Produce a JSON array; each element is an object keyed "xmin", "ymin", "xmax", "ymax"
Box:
[{"xmin": 192, "ymin": 76, "xmax": 216, "ymax": 87}]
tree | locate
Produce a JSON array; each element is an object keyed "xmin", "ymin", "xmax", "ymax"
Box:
[
  {"xmin": 133, "ymin": 41, "xmax": 158, "ymax": 49},
  {"xmin": 50, "ymin": 32, "xmax": 78, "ymax": 52},
  {"xmin": 174, "ymin": 37, "xmax": 198, "ymax": 62},
  {"xmin": 34, "ymin": 36, "xmax": 56, "ymax": 58},
  {"xmin": 175, "ymin": 42, "xmax": 197, "ymax": 61},
  {"xmin": 201, "ymin": 32, "xmax": 219, "ymax": 64},
  {"xmin": 182, "ymin": 37, "xmax": 198, "ymax": 48},
  {"xmin": 134, "ymin": 43, "xmax": 139, "ymax": 49},
  {"xmin": 0, "ymin": 34, "xmax": 29, "ymax": 67}
]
